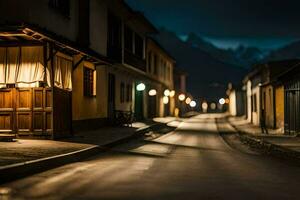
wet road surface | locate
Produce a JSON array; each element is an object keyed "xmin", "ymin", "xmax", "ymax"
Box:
[{"xmin": 2, "ymin": 114, "xmax": 300, "ymax": 200}]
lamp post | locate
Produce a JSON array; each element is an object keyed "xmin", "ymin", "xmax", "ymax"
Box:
[{"xmin": 178, "ymin": 93, "xmax": 186, "ymax": 117}]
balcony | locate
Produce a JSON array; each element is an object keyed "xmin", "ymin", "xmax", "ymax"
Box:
[
  {"xmin": 107, "ymin": 45, "xmax": 122, "ymax": 63},
  {"xmin": 124, "ymin": 50, "xmax": 146, "ymax": 72}
]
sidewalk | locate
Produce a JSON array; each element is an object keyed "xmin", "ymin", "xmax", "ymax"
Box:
[
  {"xmin": 228, "ymin": 116, "xmax": 300, "ymax": 153},
  {"xmin": 0, "ymin": 121, "xmax": 157, "ymax": 168}
]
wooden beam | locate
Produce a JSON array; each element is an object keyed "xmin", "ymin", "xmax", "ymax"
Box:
[
  {"xmin": 73, "ymin": 56, "xmax": 86, "ymax": 70},
  {"xmin": 0, "ymin": 40, "xmax": 42, "ymax": 47}
]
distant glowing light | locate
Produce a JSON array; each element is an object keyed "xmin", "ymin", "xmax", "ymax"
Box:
[
  {"xmin": 202, "ymin": 102, "xmax": 208, "ymax": 110},
  {"xmin": 163, "ymin": 96, "xmax": 169, "ymax": 104},
  {"xmin": 170, "ymin": 90, "xmax": 175, "ymax": 97},
  {"xmin": 178, "ymin": 94, "xmax": 186, "ymax": 101},
  {"xmin": 174, "ymin": 108, "xmax": 179, "ymax": 117},
  {"xmin": 136, "ymin": 83, "xmax": 145, "ymax": 91},
  {"xmin": 164, "ymin": 89, "xmax": 170, "ymax": 96},
  {"xmin": 148, "ymin": 89, "xmax": 157, "ymax": 96},
  {"xmin": 202, "ymin": 102, "xmax": 208, "ymax": 113},
  {"xmin": 225, "ymin": 98, "xmax": 230, "ymax": 104},
  {"xmin": 219, "ymin": 98, "xmax": 225, "ymax": 105},
  {"xmin": 190, "ymin": 101, "xmax": 197, "ymax": 108},
  {"xmin": 185, "ymin": 97, "xmax": 192, "ymax": 105},
  {"xmin": 210, "ymin": 103, "xmax": 216, "ymax": 110}
]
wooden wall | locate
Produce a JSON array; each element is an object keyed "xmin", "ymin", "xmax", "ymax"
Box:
[{"xmin": 0, "ymin": 87, "xmax": 53, "ymax": 137}]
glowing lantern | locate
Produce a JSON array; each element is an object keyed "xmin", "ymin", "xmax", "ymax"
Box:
[
  {"xmin": 185, "ymin": 97, "xmax": 192, "ymax": 105},
  {"xmin": 163, "ymin": 96, "xmax": 169, "ymax": 104},
  {"xmin": 170, "ymin": 90, "xmax": 175, "ymax": 97},
  {"xmin": 190, "ymin": 101, "xmax": 197, "ymax": 108},
  {"xmin": 164, "ymin": 89, "xmax": 170, "ymax": 96},
  {"xmin": 136, "ymin": 83, "xmax": 145, "ymax": 91},
  {"xmin": 210, "ymin": 103, "xmax": 216, "ymax": 110},
  {"xmin": 178, "ymin": 94, "xmax": 186, "ymax": 101},
  {"xmin": 148, "ymin": 89, "xmax": 157, "ymax": 96},
  {"xmin": 202, "ymin": 102, "xmax": 208, "ymax": 110},
  {"xmin": 219, "ymin": 98, "xmax": 225, "ymax": 105}
]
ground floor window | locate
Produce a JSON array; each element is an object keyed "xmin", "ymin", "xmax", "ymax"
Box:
[
  {"xmin": 0, "ymin": 46, "xmax": 46, "ymax": 88},
  {"xmin": 126, "ymin": 84, "xmax": 132, "ymax": 102},
  {"xmin": 83, "ymin": 67, "xmax": 96, "ymax": 97},
  {"xmin": 120, "ymin": 82, "xmax": 125, "ymax": 103}
]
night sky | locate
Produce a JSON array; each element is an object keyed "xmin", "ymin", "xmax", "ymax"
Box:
[{"xmin": 126, "ymin": 0, "xmax": 300, "ymax": 49}]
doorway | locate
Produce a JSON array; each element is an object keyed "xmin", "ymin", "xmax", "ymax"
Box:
[
  {"xmin": 108, "ymin": 73, "xmax": 115, "ymax": 121},
  {"xmin": 285, "ymin": 89, "xmax": 300, "ymax": 134},
  {"xmin": 134, "ymin": 84, "xmax": 144, "ymax": 120},
  {"xmin": 147, "ymin": 95, "xmax": 156, "ymax": 118}
]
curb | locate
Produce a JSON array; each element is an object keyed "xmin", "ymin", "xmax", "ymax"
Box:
[
  {"xmin": 226, "ymin": 118, "xmax": 300, "ymax": 164},
  {"xmin": 0, "ymin": 122, "xmax": 166, "ymax": 184}
]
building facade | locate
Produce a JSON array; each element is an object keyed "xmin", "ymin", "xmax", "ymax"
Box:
[
  {"xmin": 0, "ymin": 0, "xmax": 176, "ymax": 139},
  {"xmin": 146, "ymin": 38, "xmax": 175, "ymax": 118}
]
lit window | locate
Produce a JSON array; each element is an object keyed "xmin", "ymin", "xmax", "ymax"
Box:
[{"xmin": 83, "ymin": 67, "xmax": 96, "ymax": 97}]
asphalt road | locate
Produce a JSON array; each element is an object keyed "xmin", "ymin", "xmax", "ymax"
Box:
[{"xmin": 2, "ymin": 114, "xmax": 300, "ymax": 200}]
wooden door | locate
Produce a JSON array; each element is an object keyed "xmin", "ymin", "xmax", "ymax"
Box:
[
  {"xmin": 16, "ymin": 88, "xmax": 32, "ymax": 133},
  {"xmin": 0, "ymin": 89, "xmax": 14, "ymax": 133},
  {"xmin": 285, "ymin": 81, "xmax": 300, "ymax": 134},
  {"xmin": 53, "ymin": 87, "xmax": 71, "ymax": 138},
  {"xmin": 0, "ymin": 87, "xmax": 53, "ymax": 137},
  {"xmin": 147, "ymin": 95, "xmax": 156, "ymax": 118}
]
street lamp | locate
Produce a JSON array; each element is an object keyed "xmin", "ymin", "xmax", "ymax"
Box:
[
  {"xmin": 163, "ymin": 96, "xmax": 169, "ymax": 104},
  {"xmin": 164, "ymin": 89, "xmax": 170, "ymax": 97},
  {"xmin": 170, "ymin": 90, "xmax": 175, "ymax": 97},
  {"xmin": 190, "ymin": 100, "xmax": 197, "ymax": 108},
  {"xmin": 185, "ymin": 97, "xmax": 191, "ymax": 105},
  {"xmin": 148, "ymin": 89, "xmax": 157, "ymax": 96},
  {"xmin": 136, "ymin": 83, "xmax": 145, "ymax": 91},
  {"xmin": 219, "ymin": 98, "xmax": 225, "ymax": 105},
  {"xmin": 178, "ymin": 94, "xmax": 186, "ymax": 101},
  {"xmin": 202, "ymin": 102, "xmax": 208, "ymax": 113}
]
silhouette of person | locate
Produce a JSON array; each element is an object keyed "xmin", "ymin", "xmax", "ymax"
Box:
[{"xmin": 260, "ymin": 109, "xmax": 268, "ymax": 134}]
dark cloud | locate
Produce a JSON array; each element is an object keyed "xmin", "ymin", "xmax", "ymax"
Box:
[{"xmin": 126, "ymin": 0, "xmax": 300, "ymax": 38}]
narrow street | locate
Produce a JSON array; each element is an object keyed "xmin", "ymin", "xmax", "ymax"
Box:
[{"xmin": 3, "ymin": 114, "xmax": 300, "ymax": 200}]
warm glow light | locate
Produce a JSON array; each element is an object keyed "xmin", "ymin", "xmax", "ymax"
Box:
[
  {"xmin": 178, "ymin": 94, "xmax": 186, "ymax": 101},
  {"xmin": 190, "ymin": 101, "xmax": 197, "ymax": 108},
  {"xmin": 163, "ymin": 96, "xmax": 169, "ymax": 104},
  {"xmin": 164, "ymin": 89, "xmax": 170, "ymax": 96},
  {"xmin": 185, "ymin": 97, "xmax": 192, "ymax": 105},
  {"xmin": 219, "ymin": 98, "xmax": 225, "ymax": 105},
  {"xmin": 148, "ymin": 89, "xmax": 157, "ymax": 96},
  {"xmin": 210, "ymin": 103, "xmax": 216, "ymax": 110},
  {"xmin": 136, "ymin": 83, "xmax": 145, "ymax": 91},
  {"xmin": 170, "ymin": 90, "xmax": 175, "ymax": 97},
  {"xmin": 225, "ymin": 98, "xmax": 230, "ymax": 104},
  {"xmin": 202, "ymin": 102, "xmax": 208, "ymax": 110},
  {"xmin": 174, "ymin": 108, "xmax": 179, "ymax": 117}
]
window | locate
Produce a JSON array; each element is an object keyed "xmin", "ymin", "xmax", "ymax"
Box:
[
  {"xmin": 49, "ymin": 0, "xmax": 70, "ymax": 17},
  {"xmin": 84, "ymin": 67, "xmax": 96, "ymax": 97},
  {"xmin": 153, "ymin": 54, "xmax": 158, "ymax": 75},
  {"xmin": 134, "ymin": 34, "xmax": 144, "ymax": 58},
  {"xmin": 108, "ymin": 12, "xmax": 121, "ymax": 48},
  {"xmin": 124, "ymin": 26, "xmax": 133, "ymax": 52},
  {"xmin": 120, "ymin": 82, "xmax": 125, "ymax": 103},
  {"xmin": 126, "ymin": 84, "xmax": 132, "ymax": 102}
]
